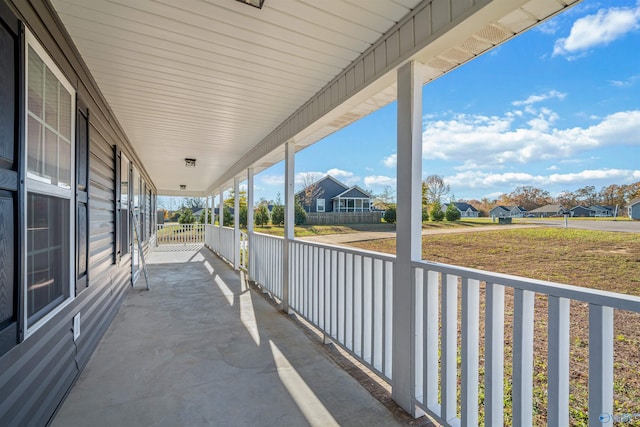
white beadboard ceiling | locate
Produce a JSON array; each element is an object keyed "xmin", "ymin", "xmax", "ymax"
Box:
[{"xmin": 50, "ymin": 0, "xmax": 578, "ymax": 196}]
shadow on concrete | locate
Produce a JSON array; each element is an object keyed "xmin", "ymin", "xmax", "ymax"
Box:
[{"xmin": 53, "ymin": 246, "xmax": 432, "ymax": 426}]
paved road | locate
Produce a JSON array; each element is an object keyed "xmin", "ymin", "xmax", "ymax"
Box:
[
  {"xmin": 299, "ymin": 224, "xmax": 540, "ymax": 244},
  {"xmin": 520, "ymin": 219, "xmax": 639, "ymax": 233},
  {"xmin": 299, "ymin": 220, "xmax": 639, "ymax": 245}
]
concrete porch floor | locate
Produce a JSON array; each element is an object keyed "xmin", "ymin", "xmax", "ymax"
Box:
[{"xmin": 52, "ymin": 245, "xmax": 420, "ymax": 426}]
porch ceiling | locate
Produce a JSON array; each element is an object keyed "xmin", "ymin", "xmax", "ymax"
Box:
[{"xmin": 50, "ymin": 0, "xmax": 578, "ymax": 196}]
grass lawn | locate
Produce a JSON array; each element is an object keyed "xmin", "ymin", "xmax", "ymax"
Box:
[
  {"xmin": 349, "ymin": 228, "xmax": 640, "ymax": 426},
  {"xmin": 251, "ymin": 224, "xmax": 395, "ymax": 237}
]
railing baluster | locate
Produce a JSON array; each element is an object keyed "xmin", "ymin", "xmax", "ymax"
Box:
[
  {"xmin": 485, "ymin": 282, "xmax": 505, "ymax": 427},
  {"xmin": 513, "ymin": 289, "xmax": 535, "ymax": 426},
  {"xmin": 548, "ymin": 296, "xmax": 569, "ymax": 427},
  {"xmin": 425, "ymin": 271, "xmax": 439, "ymax": 412},
  {"xmin": 441, "ymin": 274, "xmax": 458, "ymax": 423},
  {"xmin": 461, "ymin": 278, "xmax": 480, "ymax": 426},
  {"xmin": 588, "ymin": 304, "xmax": 613, "ymax": 427}
]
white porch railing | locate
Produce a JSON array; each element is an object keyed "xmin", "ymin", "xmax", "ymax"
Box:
[
  {"xmin": 412, "ymin": 260, "xmax": 640, "ymax": 427},
  {"xmin": 250, "ymin": 232, "xmax": 284, "ymax": 299},
  {"xmin": 219, "ymin": 226, "xmax": 234, "ymax": 263},
  {"xmin": 205, "ymin": 224, "xmax": 219, "ymax": 252},
  {"xmin": 209, "ymin": 227, "xmax": 640, "ymax": 425},
  {"xmin": 289, "ymin": 240, "xmax": 394, "ymax": 381},
  {"xmin": 156, "ymin": 224, "xmax": 204, "ymax": 245}
]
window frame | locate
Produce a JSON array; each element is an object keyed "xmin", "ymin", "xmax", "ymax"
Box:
[
  {"xmin": 316, "ymin": 198, "xmax": 325, "ymax": 212},
  {"xmin": 22, "ymin": 29, "xmax": 76, "ymax": 337}
]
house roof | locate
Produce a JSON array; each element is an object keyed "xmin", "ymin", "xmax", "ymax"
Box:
[
  {"xmin": 529, "ymin": 204, "xmax": 564, "ymax": 213},
  {"xmin": 491, "ymin": 206, "xmax": 510, "ymax": 212},
  {"xmin": 628, "ymin": 198, "xmax": 640, "ymax": 207},
  {"xmin": 445, "ymin": 202, "xmax": 478, "ymax": 212},
  {"xmin": 570, "ymin": 206, "xmax": 593, "ymax": 212},
  {"xmin": 589, "ymin": 205, "xmax": 612, "ymax": 211},
  {"xmin": 332, "ymin": 186, "xmax": 371, "ymax": 199},
  {"xmin": 294, "ymin": 175, "xmax": 348, "ymax": 197}
]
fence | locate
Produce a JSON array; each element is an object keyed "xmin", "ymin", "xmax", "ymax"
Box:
[
  {"xmin": 305, "ymin": 211, "xmax": 383, "ymax": 225},
  {"xmin": 156, "ymin": 224, "xmax": 205, "ymax": 245},
  {"xmin": 249, "ymin": 232, "xmax": 284, "ymax": 299}
]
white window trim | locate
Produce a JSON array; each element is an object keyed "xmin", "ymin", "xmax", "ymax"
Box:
[
  {"xmin": 316, "ymin": 198, "xmax": 325, "ymax": 212},
  {"xmin": 23, "ymin": 28, "xmax": 76, "ymax": 338}
]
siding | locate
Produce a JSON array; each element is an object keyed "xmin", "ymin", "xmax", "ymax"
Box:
[{"xmin": 0, "ymin": 1, "xmax": 154, "ymax": 426}]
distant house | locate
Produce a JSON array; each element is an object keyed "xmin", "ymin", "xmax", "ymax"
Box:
[
  {"xmin": 442, "ymin": 202, "xmax": 479, "ymax": 218},
  {"xmin": 529, "ymin": 204, "xmax": 565, "ymax": 217},
  {"xmin": 489, "ymin": 205, "xmax": 527, "ymax": 218},
  {"xmin": 295, "ymin": 175, "xmax": 372, "ymax": 213},
  {"xmin": 570, "ymin": 206, "xmax": 593, "ymax": 217},
  {"xmin": 628, "ymin": 198, "xmax": 640, "ymax": 220},
  {"xmin": 589, "ymin": 205, "xmax": 614, "ymax": 217}
]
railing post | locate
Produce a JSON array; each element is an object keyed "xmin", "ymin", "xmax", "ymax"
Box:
[
  {"xmin": 393, "ymin": 60, "xmax": 422, "ymax": 416},
  {"xmin": 247, "ymin": 167, "xmax": 254, "ymax": 278},
  {"xmin": 548, "ymin": 296, "xmax": 570, "ymax": 427},
  {"xmin": 219, "ymin": 189, "xmax": 224, "ymax": 253},
  {"xmin": 282, "ymin": 140, "xmax": 295, "ymax": 313},
  {"xmin": 588, "ymin": 304, "xmax": 613, "ymax": 427},
  {"xmin": 234, "ymin": 176, "xmax": 240, "ymax": 271}
]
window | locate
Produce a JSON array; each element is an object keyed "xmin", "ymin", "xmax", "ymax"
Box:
[
  {"xmin": 120, "ymin": 153, "xmax": 130, "ymax": 256},
  {"xmin": 316, "ymin": 198, "xmax": 325, "ymax": 212},
  {"xmin": 25, "ymin": 31, "xmax": 75, "ymax": 330}
]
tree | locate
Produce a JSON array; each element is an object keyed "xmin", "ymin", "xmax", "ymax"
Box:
[
  {"xmin": 178, "ymin": 207, "xmax": 195, "ymax": 224},
  {"xmin": 298, "ymin": 173, "xmax": 324, "ymax": 212},
  {"xmin": 422, "ymin": 175, "xmax": 450, "ymax": 206},
  {"xmin": 162, "ymin": 209, "xmax": 169, "ymax": 220},
  {"xmin": 503, "ymin": 186, "xmax": 552, "ymax": 211},
  {"xmin": 223, "ymin": 206, "xmax": 233, "ymax": 226},
  {"xmin": 575, "ymin": 185, "xmax": 597, "ymax": 206},
  {"xmin": 294, "ymin": 201, "xmax": 307, "ymax": 225},
  {"xmin": 445, "ymin": 202, "xmax": 461, "ymax": 221},
  {"xmin": 255, "ymin": 205, "xmax": 270, "ymax": 227},
  {"xmin": 239, "ymin": 205, "xmax": 248, "ymax": 228},
  {"xmin": 198, "ymin": 209, "xmax": 211, "ymax": 224},
  {"xmin": 182, "ymin": 197, "xmax": 204, "ymax": 210},
  {"xmin": 383, "ymin": 206, "xmax": 396, "ymax": 224},
  {"xmin": 372, "ymin": 186, "xmax": 396, "ymax": 210},
  {"xmin": 430, "ymin": 200, "xmax": 445, "ymax": 221},
  {"xmin": 271, "ymin": 204, "xmax": 284, "ymax": 226}
]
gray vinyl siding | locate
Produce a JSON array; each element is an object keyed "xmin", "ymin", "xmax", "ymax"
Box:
[
  {"xmin": 0, "ymin": 1, "xmax": 155, "ymax": 426},
  {"xmin": 338, "ymin": 188, "xmax": 369, "ymax": 198}
]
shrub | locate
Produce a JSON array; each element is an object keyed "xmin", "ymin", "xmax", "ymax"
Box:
[
  {"xmin": 383, "ymin": 206, "xmax": 396, "ymax": 224},
  {"xmin": 294, "ymin": 202, "xmax": 307, "ymax": 225},
  {"xmin": 270, "ymin": 204, "xmax": 284, "ymax": 226},
  {"xmin": 178, "ymin": 207, "xmax": 195, "ymax": 224},
  {"xmin": 430, "ymin": 201, "xmax": 445, "ymax": 221},
  {"xmin": 239, "ymin": 205, "xmax": 248, "ymax": 228},
  {"xmin": 255, "ymin": 205, "xmax": 270, "ymax": 227},
  {"xmin": 223, "ymin": 206, "xmax": 233, "ymax": 226},
  {"xmin": 445, "ymin": 202, "xmax": 461, "ymax": 221}
]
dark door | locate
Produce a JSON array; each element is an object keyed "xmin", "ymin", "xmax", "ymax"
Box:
[{"xmin": 0, "ymin": 3, "xmax": 22, "ymax": 356}]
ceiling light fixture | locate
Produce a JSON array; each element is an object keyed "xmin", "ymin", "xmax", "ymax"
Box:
[
  {"xmin": 185, "ymin": 158, "xmax": 196, "ymax": 167},
  {"xmin": 235, "ymin": 0, "xmax": 265, "ymax": 9},
  {"xmin": 180, "ymin": 185, "xmax": 187, "ymax": 190}
]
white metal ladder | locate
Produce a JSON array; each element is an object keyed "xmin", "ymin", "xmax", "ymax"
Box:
[{"xmin": 131, "ymin": 212, "xmax": 150, "ymax": 290}]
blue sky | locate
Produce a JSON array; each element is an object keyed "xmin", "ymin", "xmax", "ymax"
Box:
[{"xmin": 251, "ymin": 0, "xmax": 640, "ymax": 204}]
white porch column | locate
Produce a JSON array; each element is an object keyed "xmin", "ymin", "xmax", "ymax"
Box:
[
  {"xmin": 219, "ymin": 189, "xmax": 224, "ymax": 227},
  {"xmin": 234, "ymin": 176, "xmax": 240, "ymax": 271},
  {"xmin": 393, "ymin": 60, "xmax": 422, "ymax": 415},
  {"xmin": 247, "ymin": 167, "xmax": 254, "ymax": 276},
  {"xmin": 282, "ymin": 140, "xmax": 295, "ymax": 312}
]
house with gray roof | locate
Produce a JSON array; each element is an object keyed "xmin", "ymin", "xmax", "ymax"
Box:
[
  {"xmin": 628, "ymin": 198, "xmax": 640, "ymax": 220},
  {"xmin": 489, "ymin": 205, "xmax": 527, "ymax": 218},
  {"xmin": 295, "ymin": 175, "xmax": 372, "ymax": 213},
  {"xmin": 529, "ymin": 204, "xmax": 565, "ymax": 217},
  {"xmin": 442, "ymin": 202, "xmax": 479, "ymax": 218}
]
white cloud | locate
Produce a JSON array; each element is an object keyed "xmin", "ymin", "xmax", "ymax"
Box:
[
  {"xmin": 261, "ymin": 174, "xmax": 284, "ymax": 185},
  {"xmin": 445, "ymin": 169, "xmax": 640, "ymax": 190},
  {"xmin": 382, "ymin": 153, "xmax": 397, "ymax": 168},
  {"xmin": 422, "ymin": 109, "xmax": 640, "ymax": 165},
  {"xmin": 512, "ymin": 90, "xmax": 566, "ymax": 106},
  {"xmin": 547, "ymin": 165, "xmax": 559, "ymax": 171},
  {"xmin": 609, "ymin": 74, "xmax": 640, "ymax": 87},
  {"xmin": 553, "ymin": 4, "xmax": 640, "ymax": 57},
  {"xmin": 364, "ymin": 175, "xmax": 396, "ymax": 187}
]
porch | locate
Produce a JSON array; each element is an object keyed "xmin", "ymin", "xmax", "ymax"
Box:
[{"xmin": 52, "ymin": 245, "xmax": 417, "ymax": 426}]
